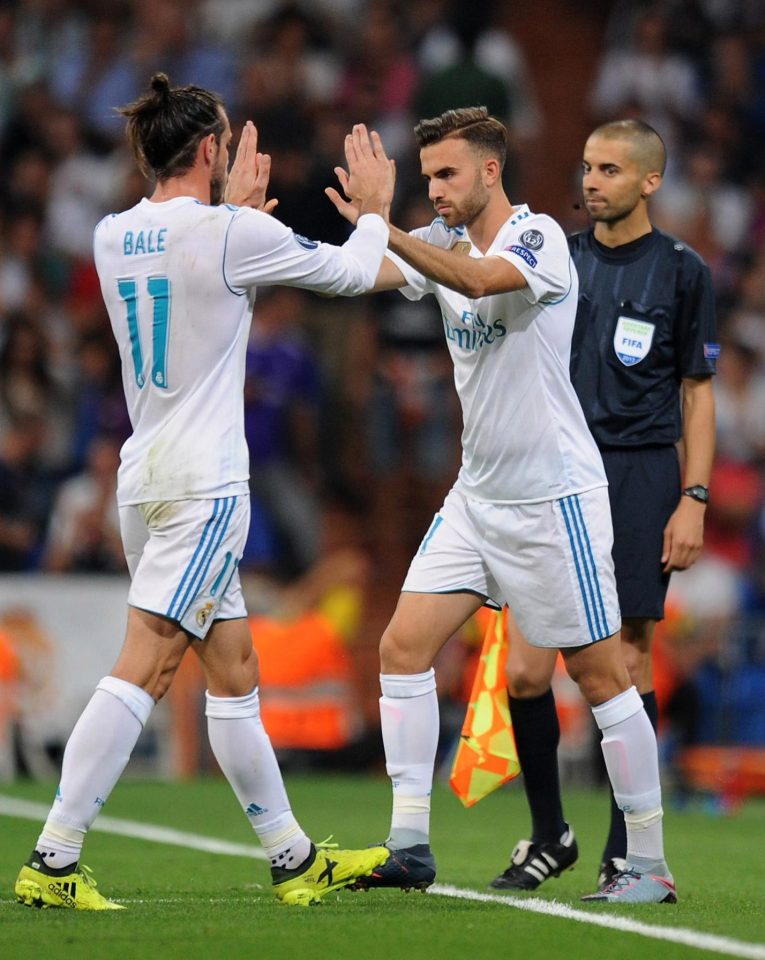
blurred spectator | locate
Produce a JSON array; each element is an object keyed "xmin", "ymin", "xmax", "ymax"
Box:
[
  {"xmin": 338, "ymin": 4, "xmax": 419, "ymax": 158},
  {"xmin": 42, "ymin": 109, "xmax": 128, "ymax": 260},
  {"xmin": 43, "ymin": 434, "xmax": 124, "ymax": 573},
  {"xmin": 413, "ymin": 1, "xmax": 542, "ymax": 143},
  {"xmin": 129, "ymin": 0, "xmax": 236, "ymax": 111},
  {"xmin": 726, "ymin": 253, "xmax": 765, "ymax": 361},
  {"xmin": 48, "ymin": 12, "xmax": 139, "ymax": 143},
  {"xmin": 591, "ymin": 8, "xmax": 701, "ymax": 150},
  {"xmin": 704, "ymin": 459, "xmax": 763, "ymax": 571},
  {"xmin": 0, "ymin": 205, "xmax": 46, "ymax": 313},
  {"xmin": 653, "ymin": 142, "xmax": 753, "ymax": 261},
  {"xmin": 713, "ymin": 334, "xmax": 765, "ymax": 463},
  {"xmin": 239, "ymin": 4, "xmax": 341, "ymax": 115},
  {"xmin": 244, "ymin": 287, "xmax": 322, "ymax": 578},
  {"xmin": 69, "ymin": 330, "xmax": 130, "ymax": 470},
  {"xmin": 0, "ymin": 414, "xmax": 50, "ymax": 571},
  {"xmin": 0, "ymin": 313, "xmax": 73, "ymax": 471}
]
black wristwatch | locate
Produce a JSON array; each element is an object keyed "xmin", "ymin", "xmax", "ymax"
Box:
[{"xmin": 682, "ymin": 484, "xmax": 710, "ymax": 504}]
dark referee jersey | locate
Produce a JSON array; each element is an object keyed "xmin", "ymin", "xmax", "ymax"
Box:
[{"xmin": 568, "ymin": 227, "xmax": 717, "ymax": 449}]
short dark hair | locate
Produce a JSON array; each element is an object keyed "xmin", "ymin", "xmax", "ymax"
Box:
[
  {"xmin": 590, "ymin": 119, "xmax": 667, "ymax": 175},
  {"xmin": 119, "ymin": 73, "xmax": 226, "ymax": 180},
  {"xmin": 414, "ymin": 106, "xmax": 507, "ymax": 169}
]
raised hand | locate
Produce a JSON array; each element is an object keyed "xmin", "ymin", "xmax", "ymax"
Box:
[
  {"xmin": 224, "ymin": 121, "xmax": 279, "ymax": 213},
  {"xmin": 325, "ymin": 124, "xmax": 395, "ymax": 224}
]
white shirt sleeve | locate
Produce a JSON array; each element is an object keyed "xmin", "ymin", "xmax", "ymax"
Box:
[
  {"xmin": 494, "ymin": 216, "xmax": 573, "ymax": 305},
  {"xmin": 223, "ymin": 209, "xmax": 390, "ymax": 296},
  {"xmin": 382, "ymin": 225, "xmax": 439, "ymax": 301}
]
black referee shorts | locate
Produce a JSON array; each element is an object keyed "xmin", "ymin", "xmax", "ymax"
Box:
[{"xmin": 601, "ymin": 445, "xmax": 681, "ymax": 621}]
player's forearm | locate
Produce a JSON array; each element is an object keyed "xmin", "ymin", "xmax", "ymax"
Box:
[
  {"xmin": 680, "ymin": 376, "xmax": 715, "ymax": 488},
  {"xmin": 388, "ymin": 225, "xmax": 485, "ymax": 298}
]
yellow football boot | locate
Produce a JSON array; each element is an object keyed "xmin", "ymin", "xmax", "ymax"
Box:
[
  {"xmin": 15, "ymin": 852, "xmax": 124, "ymax": 910},
  {"xmin": 272, "ymin": 842, "xmax": 388, "ymax": 906}
]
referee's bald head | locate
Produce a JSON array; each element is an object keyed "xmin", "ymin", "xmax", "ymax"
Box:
[{"xmin": 590, "ymin": 119, "xmax": 667, "ymax": 176}]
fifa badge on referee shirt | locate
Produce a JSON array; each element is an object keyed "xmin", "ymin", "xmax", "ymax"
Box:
[{"xmin": 614, "ymin": 316, "xmax": 655, "ymax": 366}]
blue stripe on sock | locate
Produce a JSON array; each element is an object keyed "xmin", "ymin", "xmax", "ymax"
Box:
[
  {"xmin": 572, "ymin": 494, "xmax": 610, "ymax": 637},
  {"xmin": 559, "ymin": 497, "xmax": 596, "ymax": 642},
  {"xmin": 167, "ymin": 499, "xmax": 223, "ymax": 618}
]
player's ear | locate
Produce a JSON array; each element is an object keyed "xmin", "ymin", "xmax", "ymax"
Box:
[
  {"xmin": 483, "ymin": 157, "xmax": 501, "ymax": 187},
  {"xmin": 201, "ymin": 133, "xmax": 218, "ymax": 166},
  {"xmin": 641, "ymin": 170, "xmax": 662, "ymax": 199}
]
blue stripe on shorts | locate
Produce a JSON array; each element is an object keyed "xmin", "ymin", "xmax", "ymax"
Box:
[
  {"xmin": 559, "ymin": 495, "xmax": 609, "ymax": 642},
  {"xmin": 167, "ymin": 498, "xmax": 236, "ymax": 621}
]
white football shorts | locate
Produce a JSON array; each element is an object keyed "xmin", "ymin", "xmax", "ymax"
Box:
[
  {"xmin": 402, "ymin": 486, "xmax": 621, "ymax": 648},
  {"xmin": 119, "ymin": 495, "xmax": 249, "ymax": 640}
]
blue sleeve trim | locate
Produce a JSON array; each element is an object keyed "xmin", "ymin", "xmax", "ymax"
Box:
[
  {"xmin": 222, "ymin": 211, "xmax": 246, "ymax": 297},
  {"xmin": 545, "ymin": 256, "xmax": 574, "ymax": 305}
]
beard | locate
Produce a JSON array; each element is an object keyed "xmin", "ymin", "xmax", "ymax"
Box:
[
  {"xmin": 210, "ymin": 170, "xmax": 225, "ymax": 206},
  {"xmin": 439, "ymin": 174, "xmax": 489, "ymax": 227},
  {"xmin": 584, "ymin": 193, "xmax": 640, "ymax": 224}
]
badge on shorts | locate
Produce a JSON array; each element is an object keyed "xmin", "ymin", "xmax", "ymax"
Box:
[
  {"xmin": 613, "ymin": 316, "xmax": 655, "ymax": 366},
  {"xmin": 196, "ymin": 601, "xmax": 215, "ymax": 628}
]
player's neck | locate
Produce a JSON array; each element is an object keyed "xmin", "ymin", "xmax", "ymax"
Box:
[
  {"xmin": 150, "ymin": 170, "xmax": 212, "ymax": 205},
  {"xmin": 467, "ymin": 194, "xmax": 514, "ymax": 254},
  {"xmin": 593, "ymin": 207, "xmax": 653, "ymax": 248}
]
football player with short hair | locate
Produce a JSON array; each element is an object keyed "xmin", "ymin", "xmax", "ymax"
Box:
[
  {"xmin": 327, "ymin": 108, "xmax": 677, "ymax": 904},
  {"xmin": 491, "ymin": 119, "xmax": 715, "ymax": 900}
]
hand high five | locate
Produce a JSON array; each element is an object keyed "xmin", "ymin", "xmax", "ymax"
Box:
[
  {"xmin": 325, "ymin": 124, "xmax": 395, "ymax": 224},
  {"xmin": 224, "ymin": 121, "xmax": 279, "ymax": 213}
]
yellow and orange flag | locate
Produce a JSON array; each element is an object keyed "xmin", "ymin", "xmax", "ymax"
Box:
[{"xmin": 449, "ymin": 607, "xmax": 520, "ymax": 807}]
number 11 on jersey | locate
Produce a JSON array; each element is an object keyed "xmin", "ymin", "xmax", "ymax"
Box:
[{"xmin": 117, "ymin": 276, "xmax": 171, "ymax": 389}]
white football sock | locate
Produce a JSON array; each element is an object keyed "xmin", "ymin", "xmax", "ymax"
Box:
[
  {"xmin": 592, "ymin": 686, "xmax": 666, "ymax": 868},
  {"xmin": 379, "ymin": 669, "xmax": 439, "ymax": 849},
  {"xmin": 206, "ymin": 687, "xmax": 310, "ymax": 871},
  {"xmin": 37, "ymin": 676, "xmax": 154, "ymax": 869}
]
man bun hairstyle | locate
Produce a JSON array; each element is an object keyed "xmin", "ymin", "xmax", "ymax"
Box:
[
  {"xmin": 414, "ymin": 106, "xmax": 507, "ymax": 169},
  {"xmin": 591, "ymin": 118, "xmax": 667, "ymax": 176},
  {"xmin": 119, "ymin": 73, "xmax": 226, "ymax": 180}
]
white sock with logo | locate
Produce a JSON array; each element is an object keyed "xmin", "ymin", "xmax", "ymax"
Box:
[
  {"xmin": 592, "ymin": 686, "xmax": 668, "ymax": 872},
  {"xmin": 36, "ymin": 676, "xmax": 155, "ymax": 870},
  {"xmin": 205, "ymin": 688, "xmax": 310, "ymax": 871},
  {"xmin": 379, "ymin": 669, "xmax": 439, "ymax": 849}
]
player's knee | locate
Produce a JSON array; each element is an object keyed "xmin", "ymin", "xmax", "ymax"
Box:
[
  {"xmin": 201, "ymin": 638, "xmax": 260, "ymax": 698},
  {"xmin": 505, "ymin": 660, "xmax": 553, "ymax": 699},
  {"xmin": 621, "ymin": 647, "xmax": 652, "ymax": 691},
  {"xmin": 571, "ymin": 664, "xmax": 629, "ymax": 706},
  {"xmin": 380, "ymin": 624, "xmax": 431, "ymax": 675},
  {"xmin": 620, "ymin": 621, "xmax": 654, "ymax": 691}
]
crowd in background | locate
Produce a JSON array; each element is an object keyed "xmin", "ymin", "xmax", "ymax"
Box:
[{"xmin": 1, "ymin": 0, "xmax": 764, "ymax": 760}]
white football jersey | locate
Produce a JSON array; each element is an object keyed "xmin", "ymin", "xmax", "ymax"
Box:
[
  {"xmin": 94, "ymin": 198, "xmax": 388, "ymax": 506},
  {"xmin": 387, "ymin": 205, "xmax": 606, "ymax": 503}
]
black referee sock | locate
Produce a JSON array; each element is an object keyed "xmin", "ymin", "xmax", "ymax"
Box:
[
  {"xmin": 601, "ymin": 690, "xmax": 659, "ymax": 863},
  {"xmin": 508, "ymin": 688, "xmax": 567, "ymax": 843}
]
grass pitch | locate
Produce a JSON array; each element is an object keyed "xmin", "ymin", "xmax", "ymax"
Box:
[{"xmin": 1, "ymin": 775, "xmax": 763, "ymax": 960}]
